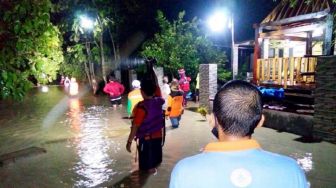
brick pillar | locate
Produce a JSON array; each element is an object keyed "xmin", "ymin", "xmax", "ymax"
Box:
[
  {"xmin": 199, "ymin": 64, "xmax": 217, "ymax": 111},
  {"xmin": 313, "ymin": 56, "xmax": 336, "ymax": 143}
]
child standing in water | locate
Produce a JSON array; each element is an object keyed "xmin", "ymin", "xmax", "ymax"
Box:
[
  {"xmin": 64, "ymin": 76, "xmax": 71, "ymax": 93},
  {"xmin": 165, "ymin": 80, "xmax": 184, "ymax": 128},
  {"xmin": 126, "ymin": 58, "xmax": 165, "ymax": 172}
]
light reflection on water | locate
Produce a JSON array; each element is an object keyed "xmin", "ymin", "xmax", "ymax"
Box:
[
  {"xmin": 67, "ymin": 99, "xmax": 116, "ymax": 187},
  {"xmin": 292, "ymin": 153, "xmax": 313, "ymax": 172}
]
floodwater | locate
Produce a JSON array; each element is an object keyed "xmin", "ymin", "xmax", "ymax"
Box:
[{"xmin": 0, "ymin": 86, "xmax": 335, "ymax": 188}]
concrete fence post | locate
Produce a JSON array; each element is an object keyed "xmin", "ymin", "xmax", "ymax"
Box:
[{"xmin": 199, "ymin": 64, "xmax": 217, "ymax": 111}]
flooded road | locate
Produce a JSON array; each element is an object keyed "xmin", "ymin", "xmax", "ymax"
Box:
[
  {"xmin": 0, "ymin": 86, "xmax": 133, "ymax": 187},
  {"xmin": 0, "ymin": 86, "xmax": 335, "ymax": 187}
]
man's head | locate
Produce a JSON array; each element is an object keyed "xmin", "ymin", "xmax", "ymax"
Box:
[
  {"xmin": 170, "ymin": 80, "xmax": 179, "ymax": 91},
  {"xmin": 163, "ymin": 76, "xmax": 169, "ymax": 84},
  {"xmin": 140, "ymin": 78, "xmax": 156, "ymax": 98},
  {"xmin": 108, "ymin": 75, "xmax": 117, "ymax": 82},
  {"xmin": 213, "ymin": 80, "xmax": 263, "ymax": 137},
  {"xmin": 178, "ymin": 69, "xmax": 186, "ymax": 78}
]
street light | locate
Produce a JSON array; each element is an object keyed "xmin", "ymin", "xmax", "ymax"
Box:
[
  {"xmin": 207, "ymin": 10, "xmax": 229, "ymax": 33},
  {"xmin": 80, "ymin": 16, "xmax": 94, "ymax": 30},
  {"xmin": 207, "ymin": 9, "xmax": 236, "ymax": 79}
]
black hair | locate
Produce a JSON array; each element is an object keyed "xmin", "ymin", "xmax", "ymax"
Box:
[
  {"xmin": 140, "ymin": 77, "xmax": 156, "ymax": 97},
  {"xmin": 213, "ymin": 80, "xmax": 263, "ymax": 137},
  {"xmin": 108, "ymin": 75, "xmax": 117, "ymax": 82}
]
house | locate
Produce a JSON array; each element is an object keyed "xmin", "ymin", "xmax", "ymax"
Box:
[{"xmin": 252, "ymin": 0, "xmax": 334, "ymax": 88}]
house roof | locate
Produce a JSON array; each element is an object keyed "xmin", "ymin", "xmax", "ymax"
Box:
[{"xmin": 262, "ymin": 0, "xmax": 332, "ymax": 24}]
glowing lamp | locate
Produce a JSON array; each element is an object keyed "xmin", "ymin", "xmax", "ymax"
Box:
[{"xmin": 80, "ymin": 16, "xmax": 94, "ymax": 30}]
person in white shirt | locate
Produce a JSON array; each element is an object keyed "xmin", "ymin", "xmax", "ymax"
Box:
[{"xmin": 161, "ymin": 76, "xmax": 171, "ymax": 112}]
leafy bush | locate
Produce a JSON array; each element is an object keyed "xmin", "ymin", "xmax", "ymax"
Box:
[{"xmin": 197, "ymin": 106, "xmax": 208, "ymax": 120}]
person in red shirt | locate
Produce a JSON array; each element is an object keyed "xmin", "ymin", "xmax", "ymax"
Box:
[
  {"xmin": 178, "ymin": 69, "xmax": 191, "ymax": 107},
  {"xmin": 103, "ymin": 76, "xmax": 125, "ymax": 109}
]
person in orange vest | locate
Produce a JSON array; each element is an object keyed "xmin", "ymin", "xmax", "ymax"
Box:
[
  {"xmin": 166, "ymin": 80, "xmax": 184, "ymax": 128},
  {"xmin": 127, "ymin": 80, "xmax": 143, "ymax": 118}
]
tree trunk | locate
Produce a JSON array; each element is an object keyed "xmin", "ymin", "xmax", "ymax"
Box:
[
  {"xmin": 95, "ymin": 15, "xmax": 108, "ymax": 84},
  {"xmin": 108, "ymin": 27, "xmax": 117, "ymax": 62},
  {"xmin": 85, "ymin": 40, "xmax": 96, "ymax": 92},
  {"xmin": 100, "ymin": 33, "xmax": 107, "ymax": 83}
]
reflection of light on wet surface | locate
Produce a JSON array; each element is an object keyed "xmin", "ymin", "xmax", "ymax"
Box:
[
  {"xmin": 67, "ymin": 105, "xmax": 117, "ymax": 187},
  {"xmin": 69, "ymin": 99, "xmax": 80, "ymax": 131},
  {"xmin": 292, "ymin": 153, "xmax": 313, "ymax": 172}
]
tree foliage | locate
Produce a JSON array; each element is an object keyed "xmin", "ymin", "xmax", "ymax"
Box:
[
  {"xmin": 61, "ymin": 44, "xmax": 87, "ymax": 80},
  {"xmin": 54, "ymin": 0, "xmax": 122, "ymax": 87},
  {"xmin": 141, "ymin": 11, "xmax": 231, "ymax": 83},
  {"xmin": 0, "ymin": 0, "xmax": 64, "ymax": 100}
]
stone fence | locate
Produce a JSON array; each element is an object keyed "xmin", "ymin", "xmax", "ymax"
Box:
[{"xmin": 313, "ymin": 56, "xmax": 336, "ymax": 143}]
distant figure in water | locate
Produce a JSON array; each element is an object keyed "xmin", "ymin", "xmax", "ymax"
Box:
[
  {"xmin": 69, "ymin": 77, "xmax": 79, "ymax": 96},
  {"xmin": 127, "ymin": 80, "xmax": 143, "ymax": 118},
  {"xmin": 60, "ymin": 75, "xmax": 65, "ymax": 85},
  {"xmin": 64, "ymin": 76, "xmax": 70, "ymax": 88},
  {"xmin": 169, "ymin": 80, "xmax": 308, "ymax": 188},
  {"xmin": 103, "ymin": 75, "xmax": 125, "ymax": 109},
  {"xmin": 92, "ymin": 78, "xmax": 98, "ymax": 95}
]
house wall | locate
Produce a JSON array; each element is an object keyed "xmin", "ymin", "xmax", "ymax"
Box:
[{"xmin": 267, "ymin": 40, "xmax": 307, "ymax": 58}]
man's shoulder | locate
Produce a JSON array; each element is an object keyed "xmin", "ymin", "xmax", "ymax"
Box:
[
  {"xmin": 259, "ymin": 150, "xmax": 298, "ymax": 164},
  {"xmin": 256, "ymin": 150, "xmax": 304, "ymax": 173},
  {"xmin": 175, "ymin": 150, "xmax": 302, "ymax": 173},
  {"xmin": 170, "ymin": 150, "xmax": 308, "ymax": 188},
  {"xmin": 135, "ymin": 101, "xmax": 145, "ymax": 109},
  {"xmin": 153, "ymin": 96, "xmax": 165, "ymax": 104},
  {"xmin": 173, "ymin": 153, "xmax": 208, "ymax": 171},
  {"xmin": 128, "ymin": 89, "xmax": 138, "ymax": 95}
]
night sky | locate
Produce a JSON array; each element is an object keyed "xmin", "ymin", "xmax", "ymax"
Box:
[
  {"xmin": 140, "ymin": 0, "xmax": 278, "ymax": 43},
  {"xmin": 172, "ymin": 0, "xmax": 277, "ymax": 41}
]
